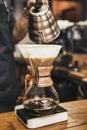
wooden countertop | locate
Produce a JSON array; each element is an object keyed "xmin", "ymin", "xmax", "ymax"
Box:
[{"xmin": 0, "ymin": 99, "xmax": 87, "ymax": 130}]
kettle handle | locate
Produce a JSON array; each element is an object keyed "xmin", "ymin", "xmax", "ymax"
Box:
[{"xmin": 34, "ymin": 0, "xmax": 43, "ymax": 9}]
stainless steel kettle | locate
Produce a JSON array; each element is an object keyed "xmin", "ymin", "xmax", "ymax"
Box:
[{"xmin": 28, "ymin": 0, "xmax": 60, "ymax": 44}]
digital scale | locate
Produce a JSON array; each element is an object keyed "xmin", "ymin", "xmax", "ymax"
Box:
[{"xmin": 15, "ymin": 104, "xmax": 68, "ymax": 129}]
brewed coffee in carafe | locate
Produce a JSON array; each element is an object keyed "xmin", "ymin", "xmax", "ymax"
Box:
[{"xmin": 17, "ymin": 44, "xmax": 62, "ymax": 116}]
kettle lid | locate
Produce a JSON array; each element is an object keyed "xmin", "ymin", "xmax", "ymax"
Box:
[{"xmin": 29, "ymin": 4, "xmax": 49, "ymax": 16}]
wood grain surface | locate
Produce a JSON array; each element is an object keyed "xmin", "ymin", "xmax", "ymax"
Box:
[{"xmin": 0, "ymin": 99, "xmax": 87, "ymax": 130}]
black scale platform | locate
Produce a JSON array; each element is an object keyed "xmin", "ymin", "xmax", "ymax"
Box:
[{"xmin": 15, "ymin": 105, "xmax": 68, "ymax": 129}]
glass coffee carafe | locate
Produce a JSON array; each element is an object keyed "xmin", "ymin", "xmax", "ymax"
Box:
[{"xmin": 17, "ymin": 44, "xmax": 62, "ymax": 116}]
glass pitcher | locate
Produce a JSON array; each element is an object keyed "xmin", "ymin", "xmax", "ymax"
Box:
[{"xmin": 17, "ymin": 44, "xmax": 62, "ymax": 116}]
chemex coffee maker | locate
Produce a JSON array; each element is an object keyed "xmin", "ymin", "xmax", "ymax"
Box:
[{"xmin": 15, "ymin": 0, "xmax": 68, "ymax": 128}]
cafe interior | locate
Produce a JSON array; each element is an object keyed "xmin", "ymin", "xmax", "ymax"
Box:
[
  {"xmin": 14, "ymin": 0, "xmax": 87, "ymax": 103},
  {"xmin": 1, "ymin": 0, "xmax": 87, "ymax": 129}
]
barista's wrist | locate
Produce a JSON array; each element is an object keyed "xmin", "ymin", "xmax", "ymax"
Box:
[{"xmin": 23, "ymin": 7, "xmax": 29, "ymax": 19}]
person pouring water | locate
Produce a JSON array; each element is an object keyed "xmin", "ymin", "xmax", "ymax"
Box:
[{"xmin": 0, "ymin": 0, "xmax": 48, "ymax": 113}]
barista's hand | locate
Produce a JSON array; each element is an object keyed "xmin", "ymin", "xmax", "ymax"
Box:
[{"xmin": 27, "ymin": 0, "xmax": 48, "ymax": 9}]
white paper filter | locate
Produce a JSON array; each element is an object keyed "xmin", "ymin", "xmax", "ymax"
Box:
[{"xmin": 17, "ymin": 44, "xmax": 62, "ymax": 59}]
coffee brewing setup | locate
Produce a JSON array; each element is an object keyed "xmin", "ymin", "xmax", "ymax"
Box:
[{"xmin": 15, "ymin": 0, "xmax": 68, "ymax": 128}]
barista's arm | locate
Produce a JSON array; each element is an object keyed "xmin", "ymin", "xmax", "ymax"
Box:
[
  {"xmin": 12, "ymin": 15, "xmax": 28, "ymax": 44},
  {"xmin": 12, "ymin": 0, "xmax": 35, "ymax": 44}
]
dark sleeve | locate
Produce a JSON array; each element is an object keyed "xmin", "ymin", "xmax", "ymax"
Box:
[{"xmin": 8, "ymin": 5, "xmax": 16, "ymax": 35}]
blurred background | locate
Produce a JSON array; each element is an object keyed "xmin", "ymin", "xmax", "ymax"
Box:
[{"xmin": 12, "ymin": 0, "xmax": 87, "ymax": 21}]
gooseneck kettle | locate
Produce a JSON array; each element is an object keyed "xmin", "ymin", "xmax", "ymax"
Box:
[{"xmin": 28, "ymin": 0, "xmax": 60, "ymax": 44}]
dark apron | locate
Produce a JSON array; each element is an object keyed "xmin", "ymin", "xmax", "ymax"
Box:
[{"xmin": 0, "ymin": 0, "xmax": 22, "ymax": 110}]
